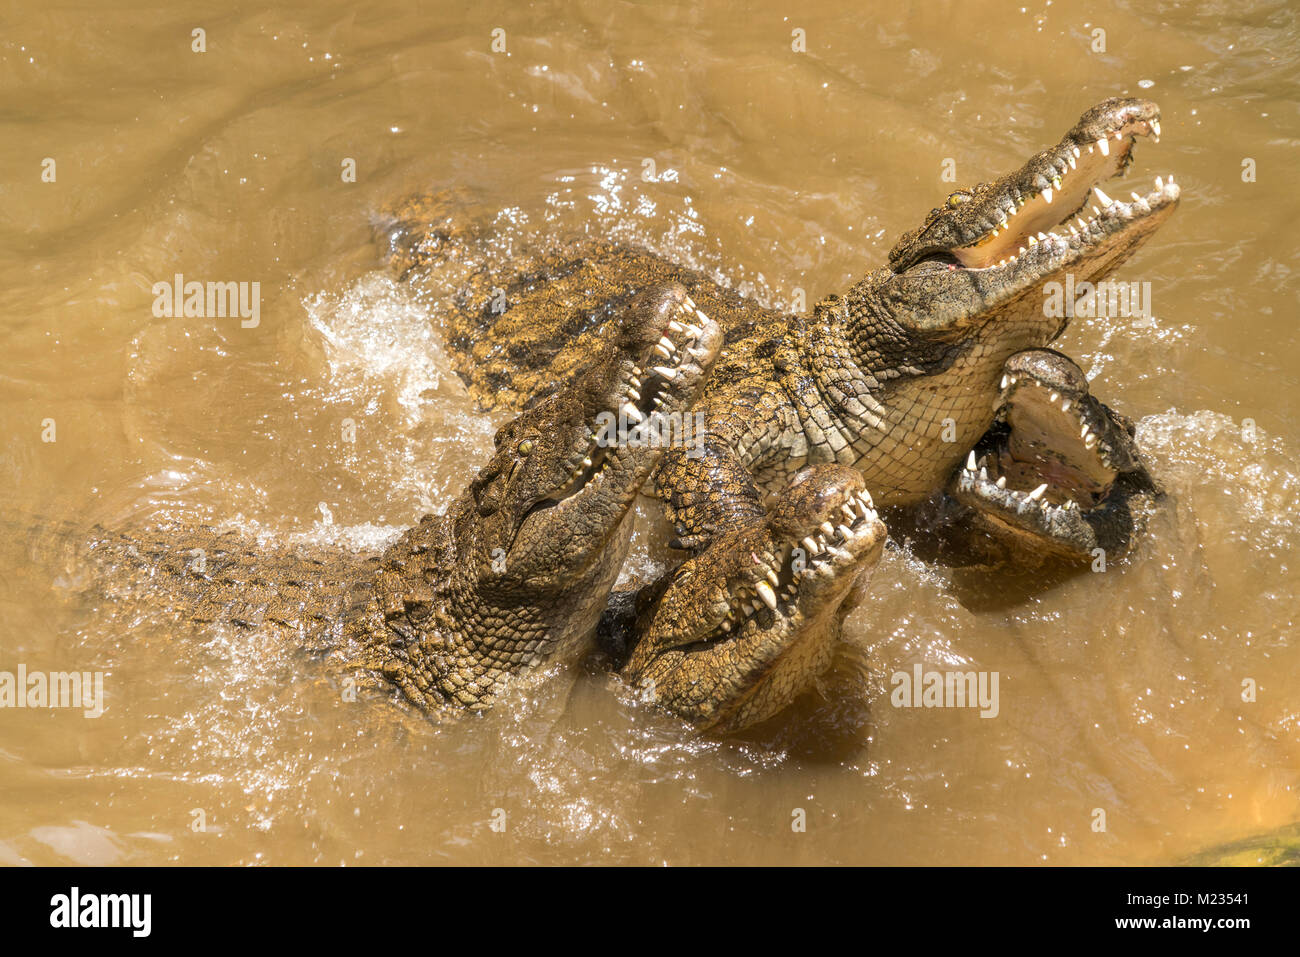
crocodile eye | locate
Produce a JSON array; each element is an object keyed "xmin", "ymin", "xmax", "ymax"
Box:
[
  {"xmin": 517, "ymin": 439, "xmax": 534, "ymax": 456},
  {"xmin": 946, "ymin": 191, "xmax": 971, "ymax": 208}
]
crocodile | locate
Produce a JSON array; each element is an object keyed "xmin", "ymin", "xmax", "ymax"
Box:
[
  {"xmin": 949, "ymin": 348, "xmax": 1159, "ymax": 563},
  {"xmin": 23, "ymin": 285, "xmax": 737, "ymax": 715},
  {"xmin": 383, "ymin": 97, "xmax": 1178, "ymax": 725}
]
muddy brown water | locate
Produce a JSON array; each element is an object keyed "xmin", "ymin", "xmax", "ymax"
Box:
[{"xmin": 1, "ymin": 1, "xmax": 1297, "ymax": 865}]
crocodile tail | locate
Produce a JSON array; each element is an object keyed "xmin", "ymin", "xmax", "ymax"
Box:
[{"xmin": 0, "ymin": 510, "xmax": 381, "ymax": 652}]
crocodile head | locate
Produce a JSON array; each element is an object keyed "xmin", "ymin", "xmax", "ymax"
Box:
[
  {"xmin": 621, "ymin": 465, "xmax": 885, "ymax": 734},
  {"xmin": 855, "ymin": 97, "xmax": 1178, "ymax": 342},
  {"xmin": 373, "ymin": 283, "xmax": 723, "ymax": 709},
  {"xmin": 949, "ymin": 349, "xmax": 1157, "ymax": 561}
]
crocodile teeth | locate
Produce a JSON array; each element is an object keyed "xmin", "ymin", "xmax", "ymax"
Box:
[
  {"xmin": 1131, "ymin": 191, "xmax": 1143, "ymax": 203},
  {"xmin": 1155, "ymin": 175, "xmax": 1164, "ymax": 190},
  {"xmin": 1042, "ymin": 187, "xmax": 1053, "ymax": 204},
  {"xmin": 1151, "ymin": 120, "xmax": 1161, "ymax": 137},
  {"xmin": 658, "ymin": 335, "xmax": 676, "ymax": 353},
  {"xmin": 836, "ymin": 524, "xmax": 854, "ymax": 541},
  {"xmin": 1068, "ymin": 155, "xmax": 1077, "ymax": 169},
  {"xmin": 627, "ymin": 388, "xmax": 641, "ymax": 401},
  {"xmin": 756, "ymin": 582, "xmax": 778, "ymax": 610},
  {"xmin": 1027, "ymin": 483, "xmax": 1049, "ymax": 501},
  {"xmin": 820, "ymin": 521, "xmax": 835, "ymax": 537},
  {"xmin": 1000, "ymin": 375, "xmax": 1009, "ymax": 390},
  {"xmin": 652, "ymin": 365, "xmax": 677, "ymax": 379},
  {"xmin": 802, "ymin": 536, "xmax": 820, "ymax": 555},
  {"xmin": 668, "ymin": 320, "xmax": 685, "ymax": 334},
  {"xmin": 1093, "ymin": 186, "xmax": 1114, "ymax": 206},
  {"xmin": 829, "ymin": 546, "xmax": 853, "ymax": 561},
  {"xmin": 1085, "ymin": 434, "xmax": 1097, "ymax": 449},
  {"xmin": 996, "ymin": 476, "xmax": 1007, "ymax": 489},
  {"xmin": 1027, "ymin": 235, "xmax": 1037, "ymax": 246},
  {"xmin": 1097, "ymin": 137, "xmax": 1109, "ymax": 156},
  {"xmin": 765, "ymin": 569, "xmax": 780, "ymax": 587},
  {"xmin": 686, "ymin": 324, "xmax": 704, "ymax": 339},
  {"xmin": 1080, "ymin": 422, "xmax": 1090, "ymax": 438},
  {"xmin": 1073, "ymin": 146, "xmax": 1081, "ymax": 158},
  {"xmin": 622, "ymin": 403, "xmax": 645, "ymax": 424},
  {"xmin": 841, "ymin": 503, "xmax": 858, "ymax": 521},
  {"xmin": 1049, "ymin": 392, "xmax": 1059, "ymax": 403},
  {"xmin": 1060, "ymin": 399, "xmax": 1071, "ymax": 412},
  {"xmin": 654, "ymin": 344, "xmax": 673, "ymax": 359}
]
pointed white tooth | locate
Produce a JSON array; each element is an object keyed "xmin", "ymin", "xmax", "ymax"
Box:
[
  {"xmin": 1027, "ymin": 235, "xmax": 1037, "ymax": 246},
  {"xmin": 1068, "ymin": 154, "xmax": 1077, "ymax": 169},
  {"xmin": 1155, "ymin": 175, "xmax": 1163, "ymax": 190},
  {"xmin": 687, "ymin": 345, "xmax": 710, "ymax": 360},
  {"xmin": 622, "ymin": 403, "xmax": 645, "ymax": 424},
  {"xmin": 979, "ymin": 466, "xmax": 988, "ymax": 481},
  {"xmin": 685, "ymin": 324, "xmax": 704, "ymax": 339},
  {"xmin": 840, "ymin": 503, "xmax": 856, "ymax": 522},
  {"xmin": 627, "ymin": 388, "xmax": 641, "ymax": 401},
  {"xmin": 695, "ymin": 309, "xmax": 710, "ymax": 325},
  {"xmin": 1151, "ymin": 119, "xmax": 1161, "ymax": 137},
  {"xmin": 1060, "ymin": 399, "xmax": 1071, "ymax": 412},
  {"xmin": 836, "ymin": 524, "xmax": 854, "ymax": 541},
  {"xmin": 996, "ymin": 476, "xmax": 1007, "ymax": 489},
  {"xmin": 1092, "ymin": 206, "xmax": 1101, "ymax": 216},
  {"xmin": 582, "ymin": 456, "xmax": 592, "ymax": 467},
  {"xmin": 1027, "ymin": 483, "xmax": 1049, "ymax": 501},
  {"xmin": 1087, "ymin": 144, "xmax": 1095, "ymax": 154},
  {"xmin": 1085, "ymin": 434, "xmax": 1097, "ymax": 448},
  {"xmin": 756, "ymin": 581, "xmax": 777, "ymax": 610},
  {"xmin": 1131, "ymin": 192, "xmax": 1142, "ymax": 202},
  {"xmin": 1094, "ymin": 186, "xmax": 1114, "ymax": 206},
  {"xmin": 654, "ymin": 343, "xmax": 673, "ymax": 359},
  {"xmin": 1050, "ymin": 392, "xmax": 1059, "ymax": 403},
  {"xmin": 820, "ymin": 521, "xmax": 835, "ymax": 537},
  {"xmin": 1097, "ymin": 137, "xmax": 1109, "ymax": 156},
  {"xmin": 1073, "ymin": 146, "xmax": 1081, "ymax": 158},
  {"xmin": 658, "ymin": 336, "xmax": 676, "ymax": 352},
  {"xmin": 1076, "ymin": 217, "xmax": 1087, "ymax": 230},
  {"xmin": 1036, "ymin": 231, "xmax": 1048, "ymax": 240},
  {"xmin": 1042, "ymin": 187, "xmax": 1053, "ymax": 204},
  {"xmin": 966, "ymin": 450, "xmax": 977, "ymax": 471},
  {"xmin": 652, "ymin": 365, "xmax": 677, "ymax": 379},
  {"xmin": 830, "ymin": 546, "xmax": 853, "ymax": 561},
  {"xmin": 765, "ymin": 569, "xmax": 780, "ymax": 587},
  {"xmin": 1081, "ymin": 422, "xmax": 1090, "ymax": 438},
  {"xmin": 802, "ymin": 536, "xmax": 819, "ymax": 555},
  {"xmin": 1167, "ymin": 174, "xmax": 1175, "ymax": 184},
  {"xmin": 668, "ymin": 320, "xmax": 685, "ymax": 333},
  {"xmin": 1000, "ymin": 374, "xmax": 1009, "ymax": 390}
]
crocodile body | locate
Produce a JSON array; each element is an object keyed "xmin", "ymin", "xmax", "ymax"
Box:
[
  {"xmin": 19, "ymin": 99, "xmax": 1180, "ymax": 734},
  {"xmin": 383, "ymin": 98, "xmax": 1179, "ymax": 727},
  {"xmin": 27, "ymin": 286, "xmax": 725, "ymax": 716}
]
